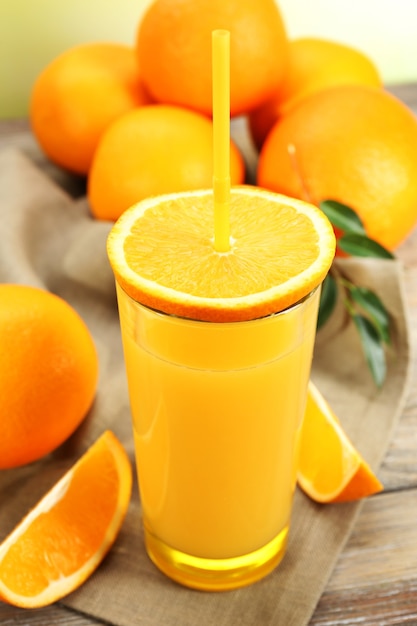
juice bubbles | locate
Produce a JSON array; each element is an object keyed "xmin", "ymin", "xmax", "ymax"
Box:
[{"xmin": 107, "ymin": 186, "xmax": 336, "ymax": 590}]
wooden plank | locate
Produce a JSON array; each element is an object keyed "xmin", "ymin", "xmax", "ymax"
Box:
[
  {"xmin": 390, "ymin": 82, "xmax": 417, "ymax": 112},
  {"xmin": 310, "ymin": 580, "xmax": 417, "ymax": 625},
  {"xmin": 310, "ymin": 488, "xmax": 417, "ymax": 624}
]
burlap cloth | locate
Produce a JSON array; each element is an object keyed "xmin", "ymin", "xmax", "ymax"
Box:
[{"xmin": 0, "ymin": 136, "xmax": 412, "ymax": 626}]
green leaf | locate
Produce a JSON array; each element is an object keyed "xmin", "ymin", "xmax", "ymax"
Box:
[
  {"xmin": 352, "ymin": 313, "xmax": 387, "ymax": 387},
  {"xmin": 348, "ymin": 286, "xmax": 391, "ymax": 344},
  {"xmin": 338, "ymin": 233, "xmax": 395, "ymax": 259},
  {"xmin": 319, "ymin": 200, "xmax": 366, "ymax": 235},
  {"xmin": 317, "ymin": 274, "xmax": 338, "ymax": 329}
]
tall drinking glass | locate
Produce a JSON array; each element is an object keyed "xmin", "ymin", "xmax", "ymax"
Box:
[{"xmin": 112, "ymin": 277, "xmax": 321, "ymax": 590}]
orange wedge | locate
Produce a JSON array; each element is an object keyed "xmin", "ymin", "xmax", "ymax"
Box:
[
  {"xmin": 107, "ymin": 186, "xmax": 336, "ymax": 322},
  {"xmin": 0, "ymin": 431, "xmax": 132, "ymax": 608},
  {"xmin": 297, "ymin": 381, "xmax": 383, "ymax": 503}
]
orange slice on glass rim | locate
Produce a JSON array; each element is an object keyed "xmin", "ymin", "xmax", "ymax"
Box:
[
  {"xmin": 0, "ymin": 431, "xmax": 132, "ymax": 608},
  {"xmin": 298, "ymin": 381, "xmax": 383, "ymax": 503},
  {"xmin": 106, "ymin": 186, "xmax": 336, "ymax": 322}
]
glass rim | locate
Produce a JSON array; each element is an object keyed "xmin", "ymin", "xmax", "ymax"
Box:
[{"xmin": 115, "ymin": 282, "xmax": 320, "ymax": 327}]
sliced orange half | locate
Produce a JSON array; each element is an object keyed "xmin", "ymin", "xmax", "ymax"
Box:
[
  {"xmin": 297, "ymin": 381, "xmax": 383, "ymax": 503},
  {"xmin": 0, "ymin": 431, "xmax": 132, "ymax": 608},
  {"xmin": 107, "ymin": 186, "xmax": 336, "ymax": 322}
]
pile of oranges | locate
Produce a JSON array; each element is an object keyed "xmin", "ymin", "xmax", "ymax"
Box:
[{"xmin": 30, "ymin": 0, "xmax": 417, "ymax": 251}]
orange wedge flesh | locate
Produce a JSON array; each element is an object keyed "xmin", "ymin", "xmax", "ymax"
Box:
[
  {"xmin": 107, "ymin": 186, "xmax": 336, "ymax": 322},
  {"xmin": 297, "ymin": 381, "xmax": 383, "ymax": 503},
  {"xmin": 0, "ymin": 431, "xmax": 132, "ymax": 608}
]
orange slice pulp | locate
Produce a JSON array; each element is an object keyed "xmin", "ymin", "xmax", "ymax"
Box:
[
  {"xmin": 298, "ymin": 381, "xmax": 384, "ymax": 503},
  {"xmin": 107, "ymin": 186, "xmax": 336, "ymax": 322},
  {"xmin": 0, "ymin": 431, "xmax": 132, "ymax": 608}
]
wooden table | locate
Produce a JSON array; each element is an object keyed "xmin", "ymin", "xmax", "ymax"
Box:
[{"xmin": 2, "ymin": 83, "xmax": 417, "ymax": 625}]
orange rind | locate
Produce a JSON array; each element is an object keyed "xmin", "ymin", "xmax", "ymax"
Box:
[
  {"xmin": 298, "ymin": 381, "xmax": 383, "ymax": 503},
  {"xmin": 0, "ymin": 431, "xmax": 132, "ymax": 608}
]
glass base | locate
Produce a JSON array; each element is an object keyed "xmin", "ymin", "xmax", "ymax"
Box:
[{"xmin": 144, "ymin": 525, "xmax": 289, "ymax": 591}]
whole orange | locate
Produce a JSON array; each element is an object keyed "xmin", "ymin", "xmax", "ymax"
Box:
[
  {"xmin": 257, "ymin": 85, "xmax": 417, "ymax": 251},
  {"xmin": 135, "ymin": 0, "xmax": 289, "ymax": 117},
  {"xmin": 30, "ymin": 42, "xmax": 152, "ymax": 175},
  {"xmin": 88, "ymin": 104, "xmax": 245, "ymax": 221},
  {"xmin": 0, "ymin": 285, "xmax": 99, "ymax": 469},
  {"xmin": 249, "ymin": 37, "xmax": 382, "ymax": 150}
]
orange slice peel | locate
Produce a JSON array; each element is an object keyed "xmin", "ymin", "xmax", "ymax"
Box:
[
  {"xmin": 0, "ymin": 431, "xmax": 132, "ymax": 608},
  {"xmin": 298, "ymin": 381, "xmax": 383, "ymax": 503}
]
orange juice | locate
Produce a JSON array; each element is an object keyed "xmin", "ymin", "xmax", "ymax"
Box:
[
  {"xmin": 116, "ymin": 282, "xmax": 321, "ymax": 590},
  {"xmin": 107, "ymin": 183, "xmax": 336, "ymax": 590}
]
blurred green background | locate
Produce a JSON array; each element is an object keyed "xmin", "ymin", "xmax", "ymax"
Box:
[{"xmin": 1, "ymin": 0, "xmax": 416, "ymax": 118}]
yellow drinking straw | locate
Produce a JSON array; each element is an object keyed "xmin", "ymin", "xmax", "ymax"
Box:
[{"xmin": 212, "ymin": 29, "xmax": 231, "ymax": 253}]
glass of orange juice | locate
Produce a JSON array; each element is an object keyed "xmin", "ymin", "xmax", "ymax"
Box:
[{"xmin": 107, "ymin": 186, "xmax": 335, "ymax": 591}]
